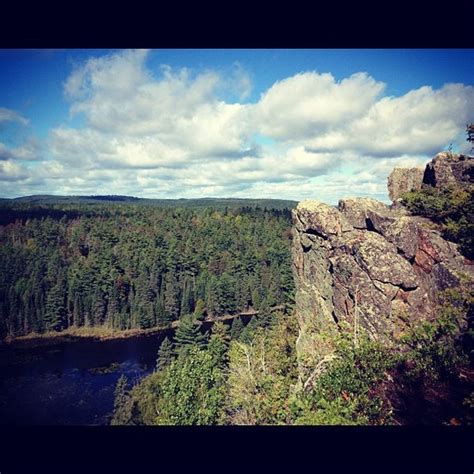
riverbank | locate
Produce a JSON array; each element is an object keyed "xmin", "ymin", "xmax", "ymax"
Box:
[
  {"xmin": 1, "ymin": 323, "xmax": 179, "ymax": 349},
  {"xmin": 1, "ymin": 305, "xmax": 285, "ymax": 349}
]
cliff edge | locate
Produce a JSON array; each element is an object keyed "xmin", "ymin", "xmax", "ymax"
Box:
[{"xmin": 292, "ymin": 153, "xmax": 474, "ymax": 381}]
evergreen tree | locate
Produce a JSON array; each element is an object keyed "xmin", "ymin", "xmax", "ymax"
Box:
[
  {"xmin": 164, "ymin": 272, "xmax": 179, "ymax": 321},
  {"xmin": 137, "ymin": 305, "xmax": 154, "ymax": 329},
  {"xmin": 194, "ymin": 298, "xmax": 205, "ymax": 320},
  {"xmin": 157, "ymin": 337, "xmax": 174, "ymax": 371},
  {"xmin": 111, "ymin": 375, "xmax": 134, "ymax": 425},
  {"xmin": 230, "ymin": 316, "xmax": 244, "ymax": 340},
  {"xmin": 241, "ymin": 316, "xmax": 260, "ymax": 344},
  {"xmin": 257, "ymin": 298, "xmax": 274, "ymax": 328},
  {"xmin": 180, "ymin": 278, "xmax": 193, "ymax": 316},
  {"xmin": 174, "ymin": 314, "xmax": 207, "ymax": 356},
  {"xmin": 208, "ymin": 321, "xmax": 230, "ymax": 367},
  {"xmin": 155, "ymin": 297, "xmax": 170, "ymax": 326},
  {"xmin": 44, "ymin": 283, "xmax": 66, "ymax": 331},
  {"xmin": 251, "ymin": 288, "xmax": 261, "ymax": 310}
]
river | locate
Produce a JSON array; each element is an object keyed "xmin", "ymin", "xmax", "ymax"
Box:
[{"xmin": 0, "ymin": 318, "xmax": 243, "ymax": 425}]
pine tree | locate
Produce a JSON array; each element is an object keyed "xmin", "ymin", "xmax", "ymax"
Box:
[
  {"xmin": 257, "ymin": 298, "xmax": 274, "ymax": 328},
  {"xmin": 164, "ymin": 272, "xmax": 179, "ymax": 321},
  {"xmin": 157, "ymin": 337, "xmax": 174, "ymax": 371},
  {"xmin": 241, "ymin": 316, "xmax": 260, "ymax": 344},
  {"xmin": 208, "ymin": 321, "xmax": 230, "ymax": 367},
  {"xmin": 137, "ymin": 305, "xmax": 154, "ymax": 329},
  {"xmin": 180, "ymin": 278, "xmax": 193, "ymax": 316},
  {"xmin": 44, "ymin": 283, "xmax": 66, "ymax": 331},
  {"xmin": 230, "ymin": 316, "xmax": 244, "ymax": 340},
  {"xmin": 206, "ymin": 276, "xmax": 221, "ymax": 316},
  {"xmin": 194, "ymin": 298, "xmax": 205, "ymax": 320},
  {"xmin": 219, "ymin": 273, "xmax": 237, "ymax": 314},
  {"xmin": 111, "ymin": 375, "xmax": 134, "ymax": 425},
  {"xmin": 155, "ymin": 297, "xmax": 171, "ymax": 326},
  {"xmin": 174, "ymin": 314, "xmax": 207, "ymax": 356},
  {"xmin": 251, "ymin": 287, "xmax": 261, "ymax": 310}
]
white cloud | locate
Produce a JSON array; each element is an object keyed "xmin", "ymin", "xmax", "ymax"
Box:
[
  {"xmin": 1, "ymin": 50, "xmax": 472, "ymax": 203},
  {"xmin": 256, "ymin": 72, "xmax": 385, "ymax": 140},
  {"xmin": 0, "ymin": 141, "xmax": 39, "ymax": 161},
  {"xmin": 307, "ymin": 83, "xmax": 474, "ymax": 156},
  {"xmin": 0, "ymin": 107, "xmax": 29, "ymax": 126},
  {"xmin": 0, "ymin": 160, "xmax": 29, "ymax": 181},
  {"xmin": 61, "ymin": 50, "xmax": 253, "ymax": 165},
  {"xmin": 64, "ymin": 49, "xmax": 150, "ymax": 100}
]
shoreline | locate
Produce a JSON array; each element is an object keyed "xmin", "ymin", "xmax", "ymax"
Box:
[
  {"xmin": 1, "ymin": 306, "xmax": 284, "ymax": 350},
  {"xmin": 0, "ymin": 323, "xmax": 178, "ymax": 350}
]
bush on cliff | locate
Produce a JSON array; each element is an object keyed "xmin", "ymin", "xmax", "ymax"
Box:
[
  {"xmin": 293, "ymin": 288, "xmax": 474, "ymax": 425},
  {"xmin": 293, "ymin": 332, "xmax": 396, "ymax": 425},
  {"xmin": 401, "ymin": 185, "xmax": 474, "ymax": 259}
]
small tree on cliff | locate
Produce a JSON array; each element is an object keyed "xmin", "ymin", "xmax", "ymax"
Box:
[{"xmin": 467, "ymin": 123, "xmax": 474, "ymax": 152}]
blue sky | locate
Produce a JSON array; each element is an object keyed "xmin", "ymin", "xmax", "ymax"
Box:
[{"xmin": 0, "ymin": 49, "xmax": 473, "ymax": 203}]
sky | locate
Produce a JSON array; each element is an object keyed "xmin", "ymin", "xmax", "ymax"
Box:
[{"xmin": 0, "ymin": 48, "xmax": 473, "ymax": 204}]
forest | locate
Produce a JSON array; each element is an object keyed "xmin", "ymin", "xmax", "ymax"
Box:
[
  {"xmin": 0, "ymin": 199, "xmax": 295, "ymax": 340},
  {"xmin": 1, "ymin": 194, "xmax": 472, "ymax": 426}
]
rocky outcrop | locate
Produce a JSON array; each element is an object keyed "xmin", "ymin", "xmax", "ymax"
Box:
[
  {"xmin": 388, "ymin": 152, "xmax": 474, "ymax": 203},
  {"xmin": 292, "ymin": 197, "xmax": 474, "ymax": 378},
  {"xmin": 387, "ymin": 167, "xmax": 424, "ymax": 202},
  {"xmin": 423, "ymin": 152, "xmax": 474, "ymax": 188}
]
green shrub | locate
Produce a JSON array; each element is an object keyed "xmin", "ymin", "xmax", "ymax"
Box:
[
  {"xmin": 294, "ymin": 332, "xmax": 396, "ymax": 425},
  {"xmin": 401, "ymin": 185, "xmax": 474, "ymax": 259},
  {"xmin": 399, "ymin": 288, "xmax": 472, "ymax": 379}
]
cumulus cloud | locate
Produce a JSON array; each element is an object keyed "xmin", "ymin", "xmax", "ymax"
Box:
[
  {"xmin": 256, "ymin": 72, "xmax": 385, "ymax": 140},
  {"xmin": 1, "ymin": 49, "xmax": 472, "ymax": 202},
  {"xmin": 61, "ymin": 49, "xmax": 253, "ymax": 166},
  {"xmin": 307, "ymin": 83, "xmax": 474, "ymax": 157},
  {"xmin": 0, "ymin": 160, "xmax": 29, "ymax": 181}
]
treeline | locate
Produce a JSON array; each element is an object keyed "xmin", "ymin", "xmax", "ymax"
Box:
[{"xmin": 0, "ymin": 203, "xmax": 294, "ymax": 339}]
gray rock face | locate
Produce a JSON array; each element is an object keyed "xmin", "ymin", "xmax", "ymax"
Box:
[
  {"xmin": 423, "ymin": 152, "xmax": 474, "ymax": 188},
  {"xmin": 387, "ymin": 167, "xmax": 424, "ymax": 202},
  {"xmin": 338, "ymin": 198, "xmax": 389, "ymax": 229},
  {"xmin": 292, "ymin": 197, "xmax": 474, "ymax": 378}
]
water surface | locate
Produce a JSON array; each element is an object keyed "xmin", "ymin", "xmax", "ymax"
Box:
[{"xmin": 0, "ymin": 330, "xmax": 173, "ymax": 425}]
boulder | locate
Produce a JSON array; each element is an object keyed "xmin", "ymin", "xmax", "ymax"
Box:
[
  {"xmin": 387, "ymin": 167, "xmax": 424, "ymax": 202},
  {"xmin": 294, "ymin": 201, "xmax": 351, "ymax": 238}
]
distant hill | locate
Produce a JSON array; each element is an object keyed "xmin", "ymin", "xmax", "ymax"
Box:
[{"xmin": 2, "ymin": 194, "xmax": 298, "ymax": 210}]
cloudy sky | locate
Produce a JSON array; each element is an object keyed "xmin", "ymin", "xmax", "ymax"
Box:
[{"xmin": 0, "ymin": 49, "xmax": 473, "ymax": 204}]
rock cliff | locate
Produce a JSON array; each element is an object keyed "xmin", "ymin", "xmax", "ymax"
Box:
[{"xmin": 293, "ymin": 153, "xmax": 474, "ymax": 381}]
